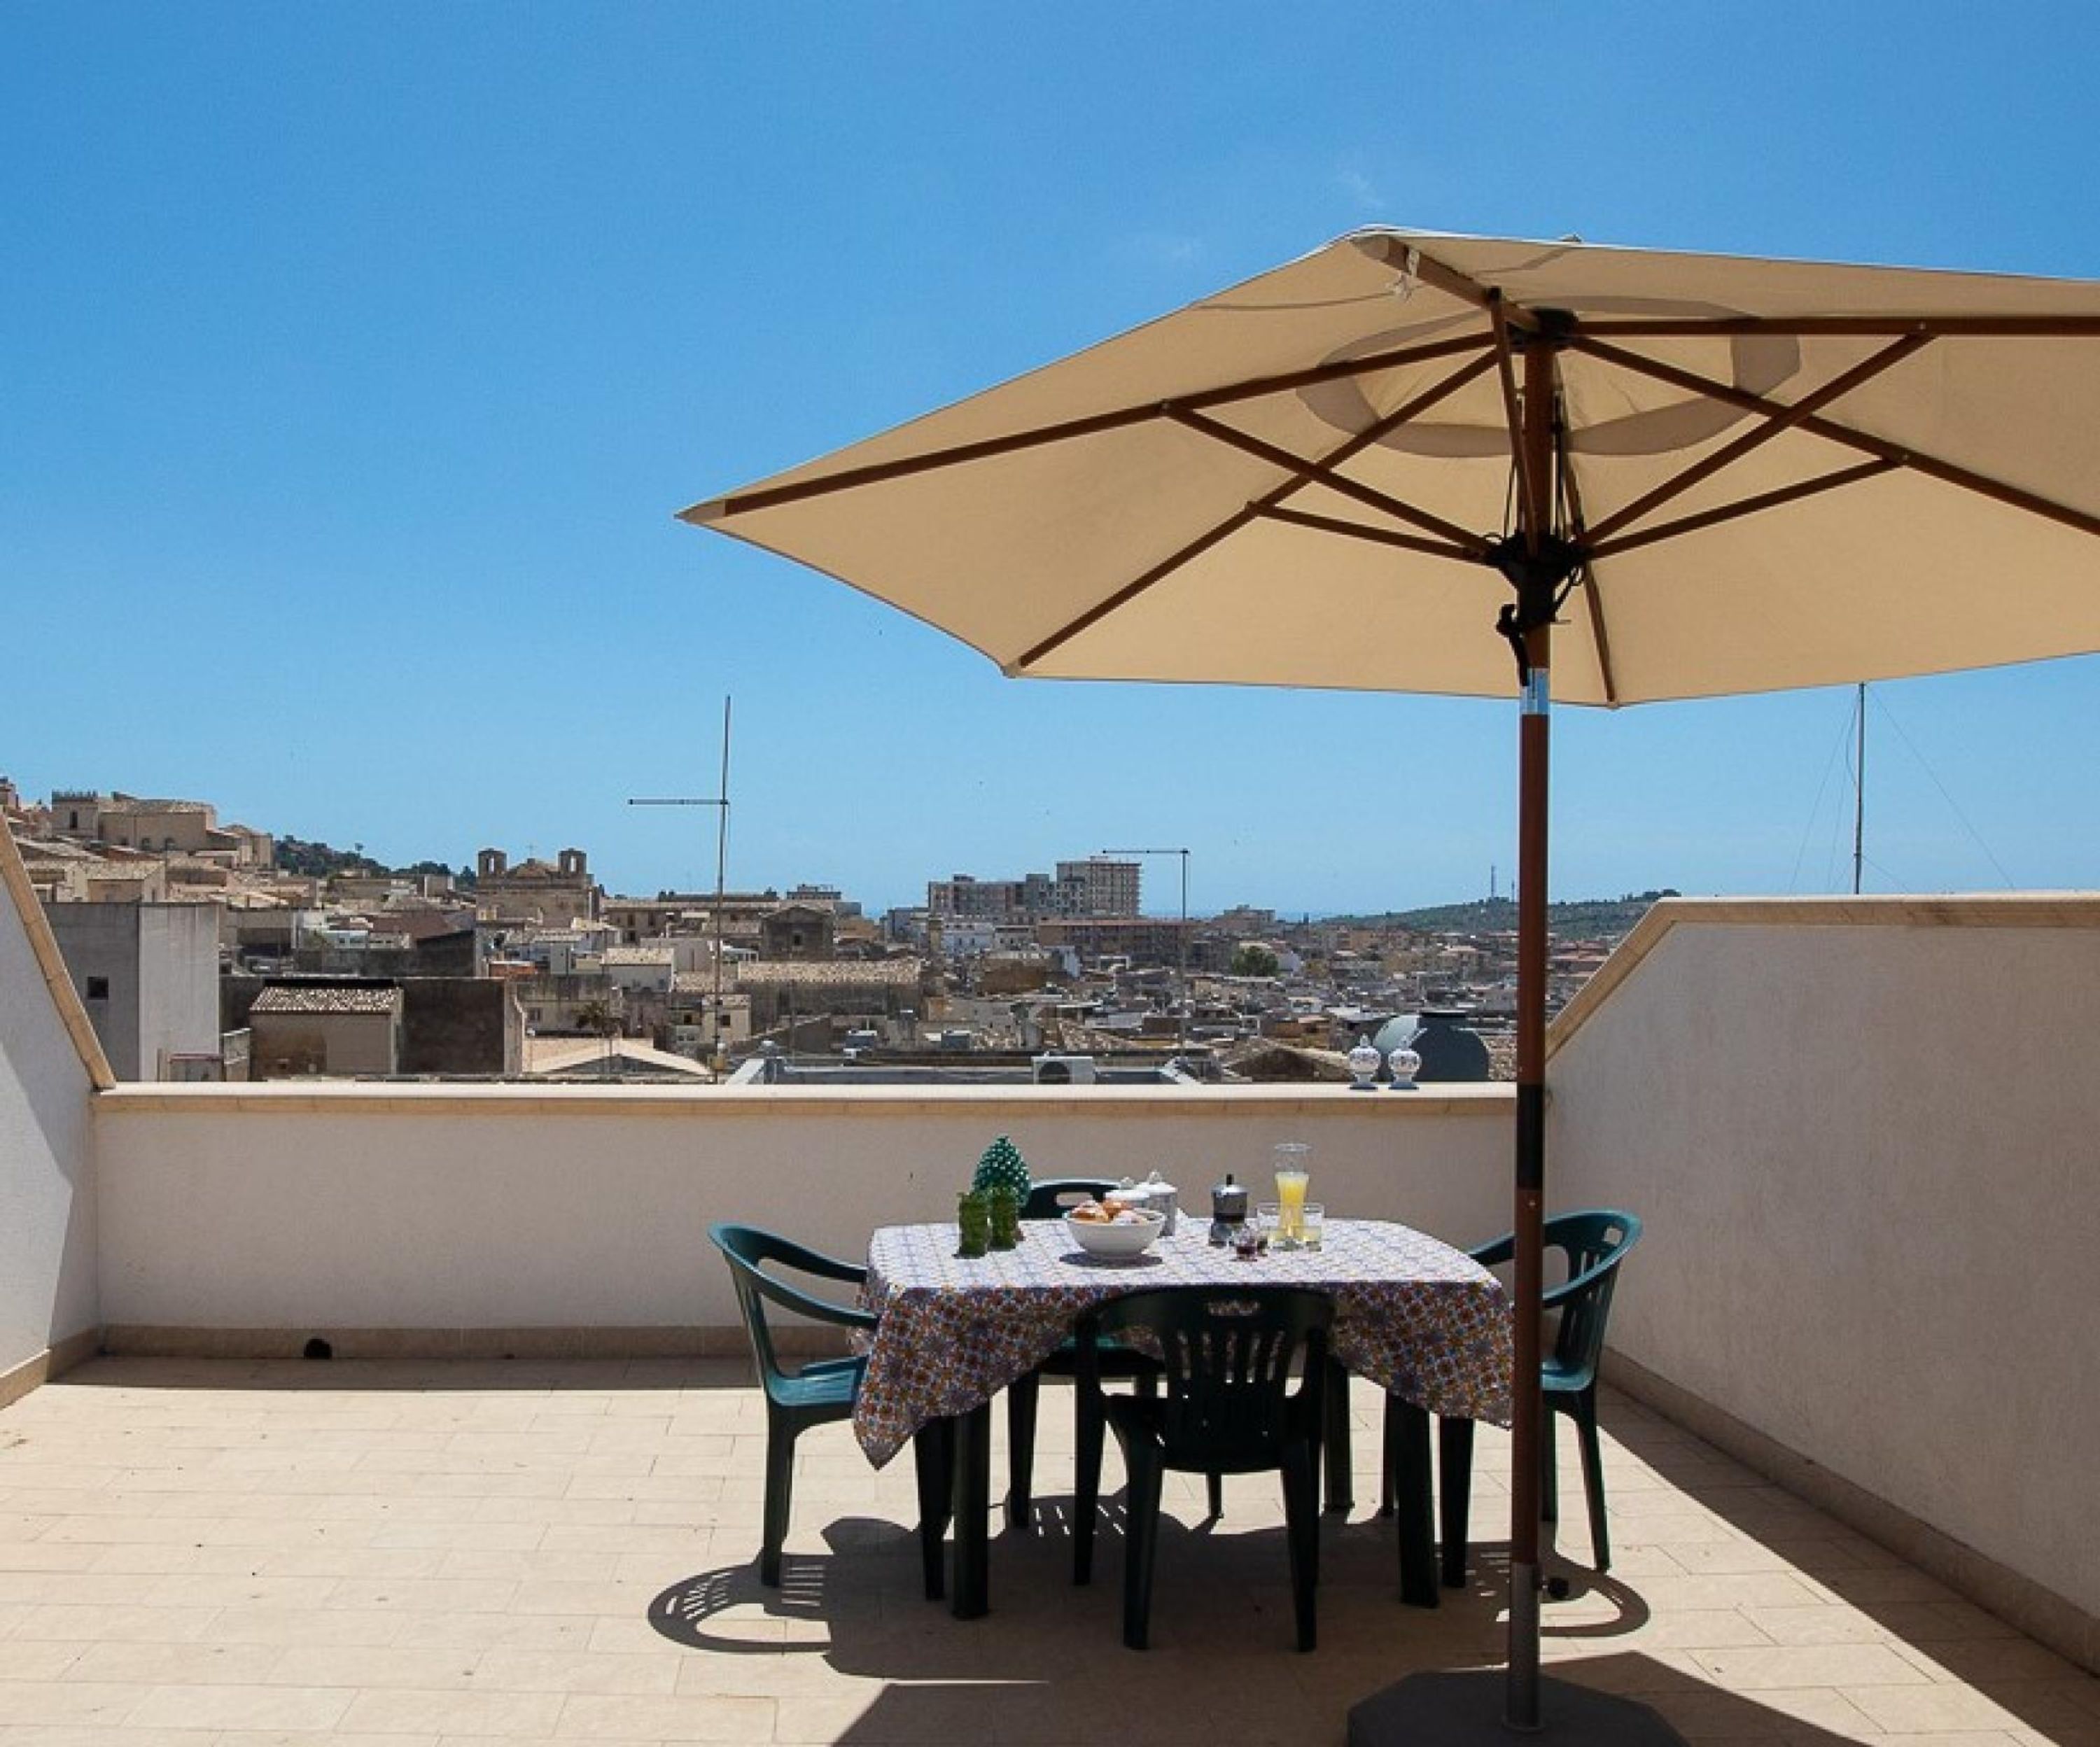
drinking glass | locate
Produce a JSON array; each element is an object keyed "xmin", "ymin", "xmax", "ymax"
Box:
[
  {"xmin": 1273, "ymin": 1142, "xmax": 1311, "ymax": 1248},
  {"xmin": 1301, "ymin": 1202, "xmax": 1326, "ymax": 1251}
]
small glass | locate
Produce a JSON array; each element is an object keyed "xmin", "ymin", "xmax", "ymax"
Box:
[
  {"xmin": 1301, "ymin": 1202, "xmax": 1325, "ymax": 1251},
  {"xmin": 956, "ymin": 1191, "xmax": 991, "ymax": 1258},
  {"xmin": 1232, "ymin": 1216, "xmax": 1265, "ymax": 1260},
  {"xmin": 986, "ymin": 1188, "xmax": 1022, "ymax": 1251}
]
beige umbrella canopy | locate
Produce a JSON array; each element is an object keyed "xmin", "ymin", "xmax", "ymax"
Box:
[
  {"xmin": 683, "ymin": 229, "xmax": 2100, "ymax": 706},
  {"xmin": 682, "ymin": 228, "xmax": 2100, "ymax": 1742}
]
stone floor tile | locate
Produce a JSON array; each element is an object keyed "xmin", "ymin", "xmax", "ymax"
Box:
[
  {"xmin": 125, "ymin": 1681, "xmax": 356, "ymax": 1732},
  {"xmin": 1689, "ymin": 1640, "xmax": 1934, "ymax": 1688},
  {"xmin": 550, "ymin": 1690, "xmax": 777, "ymax": 1739},
  {"xmin": 337, "ymin": 1686, "xmax": 568, "ymax": 1736}
]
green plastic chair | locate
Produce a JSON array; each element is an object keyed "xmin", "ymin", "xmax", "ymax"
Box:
[
  {"xmin": 1004, "ymin": 1179, "xmax": 1170, "ymax": 1531},
  {"xmin": 710, "ymin": 1223, "xmax": 950, "ymax": 1597},
  {"xmin": 1387, "ymin": 1209, "xmax": 1643, "ymax": 1580},
  {"xmin": 1074, "ymin": 1286, "xmax": 1331, "ymax": 1651}
]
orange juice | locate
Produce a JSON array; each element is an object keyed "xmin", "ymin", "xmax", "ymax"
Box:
[{"xmin": 1273, "ymin": 1142, "xmax": 1310, "ymax": 1245}]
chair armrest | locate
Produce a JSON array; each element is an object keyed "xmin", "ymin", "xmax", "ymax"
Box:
[{"xmin": 748, "ymin": 1268, "xmax": 879, "ymax": 1331}]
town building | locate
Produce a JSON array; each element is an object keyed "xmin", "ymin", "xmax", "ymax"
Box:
[
  {"xmin": 41, "ymin": 901, "xmax": 223, "ymax": 1081},
  {"xmin": 247, "ymin": 983, "xmax": 404, "ymax": 1078},
  {"xmin": 927, "ymin": 857, "xmax": 1140, "ymax": 923},
  {"xmin": 473, "ymin": 847, "xmax": 598, "ymax": 926}
]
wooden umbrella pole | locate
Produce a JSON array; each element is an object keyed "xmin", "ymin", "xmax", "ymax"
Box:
[{"xmin": 1506, "ymin": 333, "xmax": 1562, "ymax": 1732}]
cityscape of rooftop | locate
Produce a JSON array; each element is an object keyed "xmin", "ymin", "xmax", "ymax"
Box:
[{"xmin": 6, "ymin": 6, "xmax": 2099, "ymax": 916}]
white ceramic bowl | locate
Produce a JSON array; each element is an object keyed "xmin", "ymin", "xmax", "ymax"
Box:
[{"xmin": 1063, "ymin": 1206, "xmax": 1166, "ymax": 1259}]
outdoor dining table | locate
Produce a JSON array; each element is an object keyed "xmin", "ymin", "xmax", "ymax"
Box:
[{"xmin": 856, "ymin": 1216, "xmax": 1514, "ymax": 1618}]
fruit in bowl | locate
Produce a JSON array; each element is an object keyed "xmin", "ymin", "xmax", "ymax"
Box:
[{"xmin": 1063, "ymin": 1202, "xmax": 1166, "ymax": 1258}]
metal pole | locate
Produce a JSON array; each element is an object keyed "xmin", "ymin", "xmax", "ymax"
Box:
[
  {"xmin": 1853, "ymin": 682, "xmax": 1866, "ymax": 897},
  {"xmin": 1506, "ymin": 336, "xmax": 1559, "ymax": 1734},
  {"xmin": 626, "ymin": 697, "xmax": 734, "ymax": 1076},
  {"xmin": 715, "ymin": 698, "xmax": 733, "ymax": 1069},
  {"xmin": 1177, "ymin": 848, "xmax": 1189, "ymax": 1048}
]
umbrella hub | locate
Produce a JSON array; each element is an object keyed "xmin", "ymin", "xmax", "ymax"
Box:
[{"xmin": 1488, "ymin": 532, "xmax": 1583, "ymax": 685}]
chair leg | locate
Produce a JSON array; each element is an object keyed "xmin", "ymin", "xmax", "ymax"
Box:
[
  {"xmin": 1122, "ymin": 1443, "xmax": 1164, "ymax": 1651},
  {"xmin": 1540, "ymin": 1407, "xmax": 1560, "ymax": 1522},
  {"xmin": 1006, "ymin": 1370, "xmax": 1040, "ymax": 1534},
  {"xmin": 950, "ymin": 1403, "xmax": 991, "ymax": 1620},
  {"xmin": 1074, "ymin": 1377, "xmax": 1105, "ymax": 1585},
  {"xmin": 760, "ymin": 1410, "xmax": 797, "ymax": 1588},
  {"xmin": 1380, "ymin": 1394, "xmax": 1399, "ymax": 1520},
  {"xmin": 1281, "ymin": 1442, "xmax": 1319, "ymax": 1652},
  {"xmin": 1573, "ymin": 1391, "xmax": 1611, "ymax": 1573},
  {"xmin": 1437, "ymin": 1416, "xmax": 1474, "ymax": 1589},
  {"xmin": 1322, "ymin": 1355, "xmax": 1353, "ymax": 1513},
  {"xmin": 1206, "ymin": 1471, "xmax": 1224, "ymax": 1518},
  {"xmin": 1387, "ymin": 1396, "xmax": 1436, "ymax": 1608},
  {"xmin": 912, "ymin": 1419, "xmax": 953, "ymax": 1602}
]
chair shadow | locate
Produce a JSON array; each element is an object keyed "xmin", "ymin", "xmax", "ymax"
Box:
[{"xmin": 647, "ymin": 1494, "xmax": 1900, "ymax": 1747}]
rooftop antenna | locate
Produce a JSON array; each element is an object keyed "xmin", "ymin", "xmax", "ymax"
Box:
[
  {"xmin": 1852, "ymin": 682, "xmax": 1867, "ymax": 897},
  {"xmin": 629, "ymin": 696, "xmax": 734, "ymax": 1073}
]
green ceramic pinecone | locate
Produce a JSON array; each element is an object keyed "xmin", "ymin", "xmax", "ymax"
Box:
[{"xmin": 970, "ymin": 1134, "xmax": 1030, "ymax": 1202}]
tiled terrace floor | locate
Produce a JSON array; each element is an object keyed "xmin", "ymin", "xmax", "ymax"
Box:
[{"xmin": 1, "ymin": 1359, "xmax": 2095, "ymax": 1746}]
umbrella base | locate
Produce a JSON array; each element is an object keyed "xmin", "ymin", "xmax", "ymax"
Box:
[{"xmin": 1348, "ymin": 1672, "xmax": 1687, "ymax": 1745}]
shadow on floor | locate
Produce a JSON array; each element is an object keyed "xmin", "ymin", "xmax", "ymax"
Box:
[{"xmin": 648, "ymin": 1501, "xmax": 1894, "ymax": 1746}]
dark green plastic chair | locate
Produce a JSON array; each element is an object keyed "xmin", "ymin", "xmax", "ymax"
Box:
[
  {"xmin": 1074, "ymin": 1286, "xmax": 1331, "ymax": 1651},
  {"xmin": 1004, "ymin": 1179, "xmax": 1171, "ymax": 1531},
  {"xmin": 1387, "ymin": 1209, "xmax": 1643, "ymax": 1580},
  {"xmin": 710, "ymin": 1223, "xmax": 950, "ymax": 1598}
]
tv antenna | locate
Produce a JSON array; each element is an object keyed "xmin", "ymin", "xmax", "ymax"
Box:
[{"xmin": 629, "ymin": 696, "xmax": 734, "ymax": 1073}]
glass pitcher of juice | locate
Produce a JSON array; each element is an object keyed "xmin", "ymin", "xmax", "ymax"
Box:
[{"xmin": 1273, "ymin": 1142, "xmax": 1310, "ymax": 1248}]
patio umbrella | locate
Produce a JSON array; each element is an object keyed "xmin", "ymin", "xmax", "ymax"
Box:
[{"xmin": 678, "ymin": 228, "xmax": 2100, "ymax": 1741}]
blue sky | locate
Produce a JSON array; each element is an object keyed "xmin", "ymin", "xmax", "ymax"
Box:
[{"xmin": 4, "ymin": 3, "xmax": 2096, "ymax": 915}]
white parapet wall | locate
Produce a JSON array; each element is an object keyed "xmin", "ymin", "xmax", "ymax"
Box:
[
  {"xmin": 92, "ymin": 1080, "xmax": 1513, "ymax": 1351},
  {"xmin": 0, "ymin": 831, "xmax": 108, "ymax": 1396},
  {"xmin": 1548, "ymin": 895, "xmax": 2100, "ymax": 1663}
]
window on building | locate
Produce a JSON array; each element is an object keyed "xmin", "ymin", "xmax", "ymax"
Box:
[{"xmin": 85, "ymin": 976, "xmax": 109, "ymax": 1000}]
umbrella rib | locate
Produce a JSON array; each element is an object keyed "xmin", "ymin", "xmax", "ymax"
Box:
[
  {"xmin": 1254, "ymin": 503, "xmax": 1485, "ymax": 562},
  {"xmin": 1556, "ymin": 449, "xmax": 1618, "ymax": 706},
  {"xmin": 688, "ymin": 332, "xmax": 1490, "ymax": 521},
  {"xmin": 1490, "ymin": 293, "xmax": 1541, "ymax": 541},
  {"xmin": 1012, "ymin": 351, "xmax": 1499, "ymax": 673},
  {"xmin": 1164, "ymin": 407, "xmax": 1493, "ymax": 554},
  {"xmin": 1568, "ymin": 315, "xmax": 2100, "ymax": 339},
  {"xmin": 1584, "ymin": 458, "xmax": 1902, "ymax": 559},
  {"xmin": 1569, "ymin": 335, "xmax": 2100, "ymax": 542},
  {"xmin": 1404, "ymin": 246, "xmax": 1546, "ymax": 332},
  {"xmin": 1581, "ymin": 333, "xmax": 1931, "ymax": 545}
]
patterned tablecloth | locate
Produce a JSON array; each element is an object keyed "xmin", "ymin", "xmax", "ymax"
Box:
[{"xmin": 853, "ymin": 1218, "xmax": 1512, "ymax": 1467}]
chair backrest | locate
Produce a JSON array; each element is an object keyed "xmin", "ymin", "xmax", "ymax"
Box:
[
  {"xmin": 708, "ymin": 1223, "xmax": 869, "ymax": 1389},
  {"xmin": 1544, "ymin": 1209, "xmax": 1640, "ymax": 1386},
  {"xmin": 1023, "ymin": 1177, "xmax": 1121, "ymax": 1219},
  {"xmin": 1086, "ymin": 1286, "xmax": 1331, "ymax": 1471}
]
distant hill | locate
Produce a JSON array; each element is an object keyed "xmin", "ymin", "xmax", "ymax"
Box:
[
  {"xmin": 1331, "ymin": 890, "xmax": 1678, "ymax": 940},
  {"xmin": 275, "ymin": 836, "xmax": 471, "ymax": 885}
]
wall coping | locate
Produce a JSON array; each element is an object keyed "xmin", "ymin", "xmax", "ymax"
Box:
[
  {"xmin": 95, "ymin": 1079, "xmax": 1516, "ymax": 1118},
  {"xmin": 1548, "ymin": 892, "xmax": 2100, "ymax": 1061},
  {"xmin": 0, "ymin": 827, "xmax": 115, "ymax": 1090}
]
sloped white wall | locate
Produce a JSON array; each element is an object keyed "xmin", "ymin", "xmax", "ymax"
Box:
[
  {"xmin": 1550, "ymin": 905, "xmax": 2100, "ymax": 1628},
  {"xmin": 0, "ymin": 861, "xmax": 100, "ymax": 1373}
]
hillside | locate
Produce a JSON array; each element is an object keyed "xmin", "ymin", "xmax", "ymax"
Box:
[{"xmin": 1332, "ymin": 890, "xmax": 1678, "ymax": 940}]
